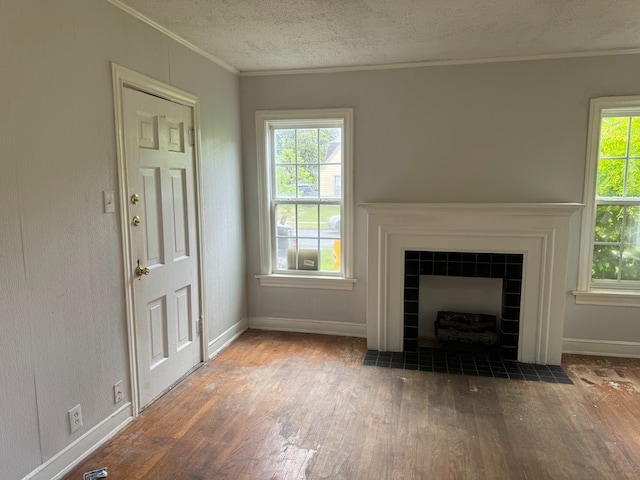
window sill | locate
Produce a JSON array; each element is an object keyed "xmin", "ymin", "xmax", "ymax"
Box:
[
  {"xmin": 572, "ymin": 289, "xmax": 640, "ymax": 307},
  {"xmin": 256, "ymin": 274, "xmax": 357, "ymax": 291}
]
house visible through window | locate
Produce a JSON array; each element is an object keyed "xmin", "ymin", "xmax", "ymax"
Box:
[
  {"xmin": 255, "ymin": 109, "xmax": 354, "ymax": 289},
  {"xmin": 575, "ymin": 96, "xmax": 640, "ymax": 306}
]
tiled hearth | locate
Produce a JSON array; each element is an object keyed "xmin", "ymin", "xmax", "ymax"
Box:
[
  {"xmin": 362, "ymin": 348, "xmax": 573, "ymax": 384},
  {"xmin": 404, "ymin": 251, "xmax": 523, "ymax": 359}
]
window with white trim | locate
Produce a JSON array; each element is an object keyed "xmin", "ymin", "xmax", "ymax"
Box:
[
  {"xmin": 255, "ymin": 109, "xmax": 354, "ymax": 290},
  {"xmin": 575, "ymin": 96, "xmax": 640, "ymax": 306}
]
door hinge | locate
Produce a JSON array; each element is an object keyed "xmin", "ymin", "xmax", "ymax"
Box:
[
  {"xmin": 196, "ymin": 316, "xmax": 203, "ymax": 334},
  {"xmin": 188, "ymin": 128, "xmax": 195, "ymax": 146}
]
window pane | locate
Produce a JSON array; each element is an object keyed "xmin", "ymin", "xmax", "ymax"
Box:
[
  {"xmin": 621, "ymin": 246, "xmax": 640, "ymax": 280},
  {"xmin": 592, "ymin": 244, "xmax": 620, "ymax": 280},
  {"xmin": 275, "ymin": 165, "xmax": 296, "ymax": 198},
  {"xmin": 319, "ymin": 160, "xmax": 341, "ymax": 199},
  {"xmin": 334, "ymin": 175, "xmax": 342, "ymax": 196},
  {"xmin": 630, "ymin": 116, "xmax": 640, "ymax": 157},
  {"xmin": 297, "ymin": 129, "xmax": 319, "ymax": 164},
  {"xmin": 627, "ymin": 159, "xmax": 640, "ymax": 197},
  {"xmin": 594, "ymin": 204, "xmax": 623, "ymax": 243},
  {"xmin": 296, "ymin": 238, "xmax": 320, "ymax": 271},
  {"xmin": 297, "ymin": 165, "xmax": 318, "ymax": 198},
  {"xmin": 274, "ymin": 204, "xmax": 296, "ymax": 270},
  {"xmin": 621, "ymin": 205, "xmax": 640, "ymax": 280},
  {"xmin": 599, "ymin": 117, "xmax": 629, "ymax": 157},
  {"xmin": 319, "ymin": 129, "xmax": 341, "ymax": 163},
  {"xmin": 275, "ymin": 204, "xmax": 297, "ymax": 230},
  {"xmin": 624, "ymin": 205, "xmax": 640, "ymax": 247},
  {"xmin": 274, "ymin": 129, "xmax": 295, "ymax": 163},
  {"xmin": 297, "ymin": 204, "xmax": 318, "ymax": 237},
  {"xmin": 597, "ymin": 159, "xmax": 625, "ymax": 197},
  {"xmin": 319, "ymin": 238, "xmax": 340, "ymax": 273},
  {"xmin": 320, "ymin": 204, "xmax": 340, "ymax": 239}
]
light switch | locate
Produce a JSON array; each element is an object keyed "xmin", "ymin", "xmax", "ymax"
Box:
[{"xmin": 103, "ymin": 191, "xmax": 115, "ymax": 213}]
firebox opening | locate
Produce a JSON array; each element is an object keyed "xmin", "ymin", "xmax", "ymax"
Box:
[
  {"xmin": 404, "ymin": 250, "xmax": 523, "ymax": 359},
  {"xmin": 419, "ymin": 275, "xmax": 503, "ymax": 345}
]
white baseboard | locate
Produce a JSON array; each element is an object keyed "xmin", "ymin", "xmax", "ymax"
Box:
[
  {"xmin": 24, "ymin": 403, "xmax": 134, "ymax": 480},
  {"xmin": 248, "ymin": 316, "xmax": 367, "ymax": 338},
  {"xmin": 207, "ymin": 317, "xmax": 248, "ymax": 359},
  {"xmin": 563, "ymin": 338, "xmax": 640, "ymax": 358}
]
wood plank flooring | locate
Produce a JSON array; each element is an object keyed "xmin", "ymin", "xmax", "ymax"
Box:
[{"xmin": 63, "ymin": 330, "xmax": 640, "ymax": 479}]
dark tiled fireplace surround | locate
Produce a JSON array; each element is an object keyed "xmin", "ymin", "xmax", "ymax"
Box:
[{"xmin": 404, "ymin": 251, "xmax": 524, "ymax": 360}]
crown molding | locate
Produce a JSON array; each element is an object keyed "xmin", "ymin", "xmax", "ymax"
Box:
[
  {"xmin": 240, "ymin": 48, "xmax": 640, "ymax": 77},
  {"xmin": 107, "ymin": 0, "xmax": 239, "ymax": 76}
]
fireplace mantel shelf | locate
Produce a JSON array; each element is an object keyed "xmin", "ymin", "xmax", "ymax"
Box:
[{"xmin": 359, "ymin": 202, "xmax": 583, "ymax": 216}]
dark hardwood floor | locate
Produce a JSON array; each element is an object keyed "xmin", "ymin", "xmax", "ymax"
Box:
[{"xmin": 63, "ymin": 330, "xmax": 640, "ymax": 479}]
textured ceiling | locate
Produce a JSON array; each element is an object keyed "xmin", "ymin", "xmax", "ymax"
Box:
[{"xmin": 113, "ymin": 0, "xmax": 640, "ymax": 73}]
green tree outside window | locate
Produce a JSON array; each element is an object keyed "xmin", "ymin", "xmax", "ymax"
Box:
[{"xmin": 593, "ymin": 116, "xmax": 640, "ymax": 281}]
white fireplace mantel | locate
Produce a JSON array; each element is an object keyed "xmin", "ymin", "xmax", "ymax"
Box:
[{"xmin": 360, "ymin": 203, "xmax": 583, "ymax": 365}]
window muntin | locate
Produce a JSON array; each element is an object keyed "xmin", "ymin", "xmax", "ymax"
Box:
[
  {"xmin": 256, "ymin": 110, "xmax": 352, "ymax": 281},
  {"xmin": 592, "ymin": 110, "xmax": 640, "ymax": 284}
]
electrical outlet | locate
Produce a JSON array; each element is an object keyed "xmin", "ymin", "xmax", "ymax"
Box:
[
  {"xmin": 114, "ymin": 381, "xmax": 124, "ymax": 403},
  {"xmin": 69, "ymin": 404, "xmax": 83, "ymax": 433}
]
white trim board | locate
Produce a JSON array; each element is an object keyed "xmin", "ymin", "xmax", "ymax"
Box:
[
  {"xmin": 563, "ymin": 338, "xmax": 640, "ymax": 358},
  {"xmin": 24, "ymin": 404, "xmax": 133, "ymax": 480},
  {"xmin": 208, "ymin": 318, "xmax": 249, "ymax": 359},
  {"xmin": 242, "ymin": 48, "xmax": 640, "ymax": 77},
  {"xmin": 249, "ymin": 317, "xmax": 367, "ymax": 338}
]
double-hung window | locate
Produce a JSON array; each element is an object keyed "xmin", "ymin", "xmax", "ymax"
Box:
[
  {"xmin": 255, "ymin": 109, "xmax": 355, "ymax": 290},
  {"xmin": 575, "ymin": 96, "xmax": 640, "ymax": 306}
]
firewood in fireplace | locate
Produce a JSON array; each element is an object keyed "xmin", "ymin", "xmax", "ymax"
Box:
[{"xmin": 435, "ymin": 311, "xmax": 498, "ymax": 346}]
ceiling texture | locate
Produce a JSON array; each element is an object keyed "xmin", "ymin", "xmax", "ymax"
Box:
[{"xmin": 112, "ymin": 0, "xmax": 640, "ymax": 74}]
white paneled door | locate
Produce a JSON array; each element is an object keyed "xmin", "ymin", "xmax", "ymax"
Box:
[{"xmin": 123, "ymin": 86, "xmax": 202, "ymax": 409}]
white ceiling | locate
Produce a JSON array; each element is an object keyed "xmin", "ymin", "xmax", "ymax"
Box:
[{"xmin": 113, "ymin": 0, "xmax": 640, "ymax": 74}]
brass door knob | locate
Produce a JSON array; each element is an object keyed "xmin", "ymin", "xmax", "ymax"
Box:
[
  {"xmin": 135, "ymin": 260, "xmax": 150, "ymax": 276},
  {"xmin": 132, "ymin": 215, "xmax": 141, "ymax": 226},
  {"xmin": 135, "ymin": 265, "xmax": 150, "ymax": 276}
]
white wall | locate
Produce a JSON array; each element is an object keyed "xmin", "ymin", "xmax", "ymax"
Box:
[
  {"xmin": 240, "ymin": 55, "xmax": 640, "ymax": 347},
  {"xmin": 0, "ymin": 1, "xmax": 245, "ymax": 478}
]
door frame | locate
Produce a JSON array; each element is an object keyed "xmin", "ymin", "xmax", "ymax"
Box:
[{"xmin": 111, "ymin": 63, "xmax": 207, "ymax": 414}]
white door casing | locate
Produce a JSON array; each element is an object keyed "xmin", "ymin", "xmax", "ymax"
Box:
[{"xmin": 112, "ymin": 64, "xmax": 206, "ymax": 413}]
